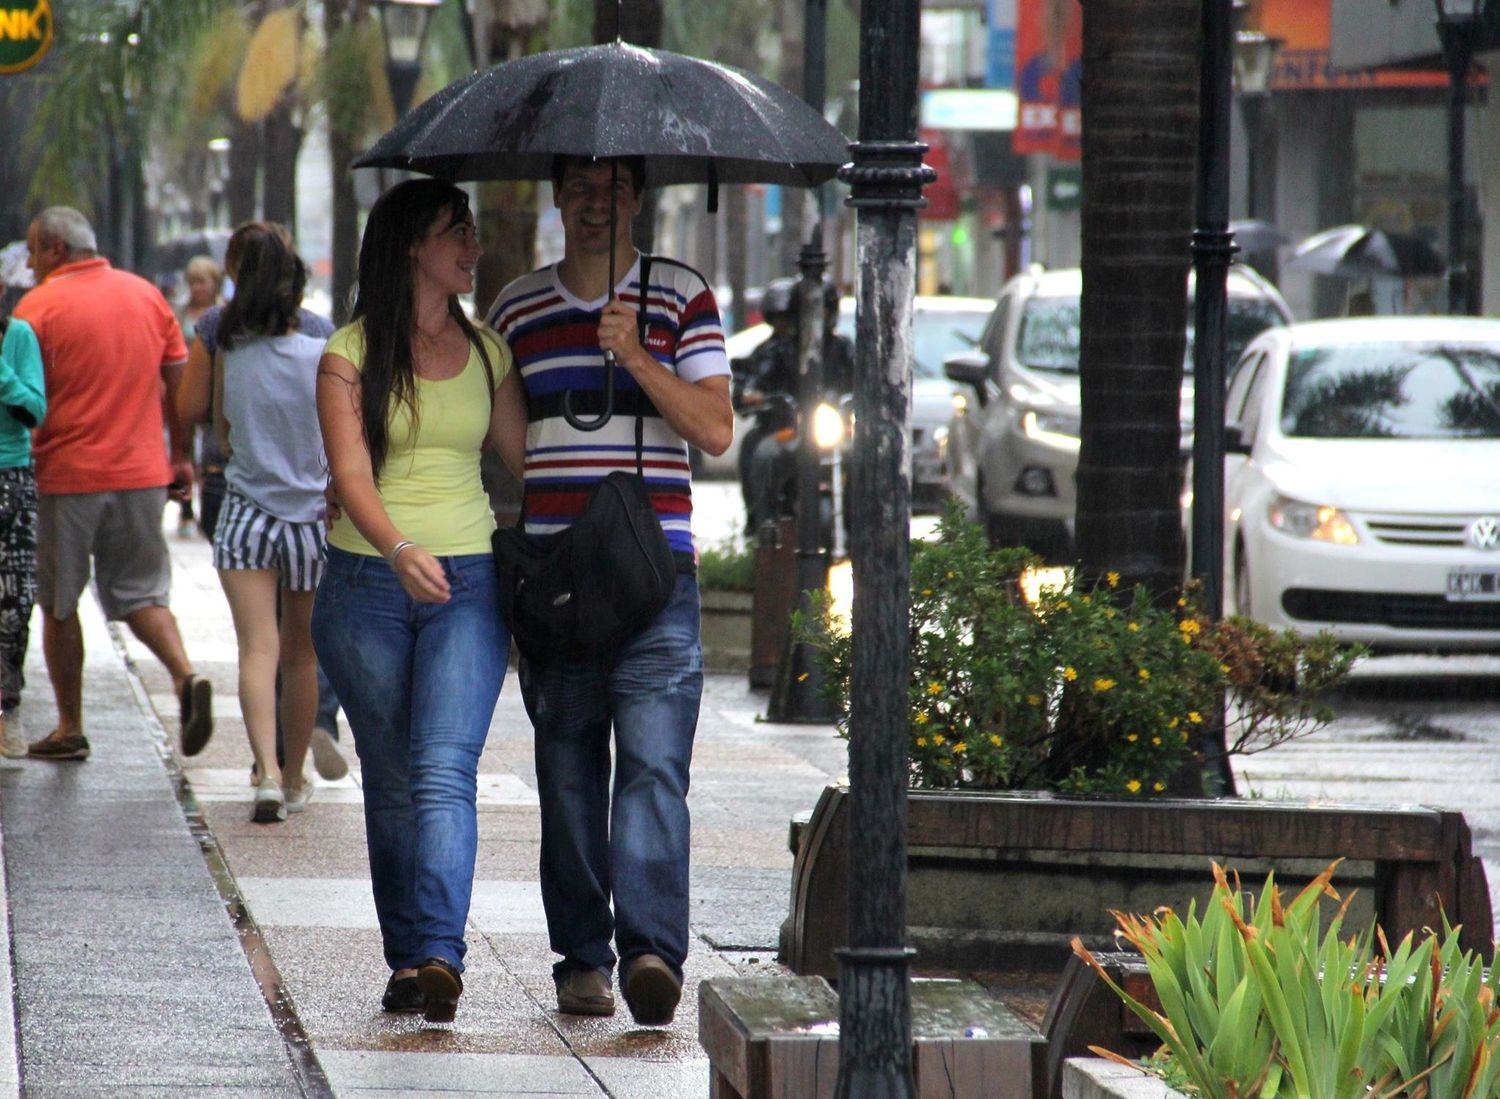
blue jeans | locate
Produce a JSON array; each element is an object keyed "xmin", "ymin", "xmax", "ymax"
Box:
[
  {"xmin": 311, "ymin": 547, "xmax": 507, "ymax": 973},
  {"xmin": 519, "ymin": 573, "xmax": 703, "ymax": 985}
]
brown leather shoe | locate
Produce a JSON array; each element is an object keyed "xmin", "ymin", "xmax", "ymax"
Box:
[
  {"xmin": 556, "ymin": 967, "xmax": 615, "ymax": 1016},
  {"xmin": 623, "ymin": 954, "xmax": 681, "ymax": 1026}
]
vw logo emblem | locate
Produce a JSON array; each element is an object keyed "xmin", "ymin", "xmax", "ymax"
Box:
[{"xmin": 1470, "ymin": 517, "xmax": 1500, "ymax": 550}]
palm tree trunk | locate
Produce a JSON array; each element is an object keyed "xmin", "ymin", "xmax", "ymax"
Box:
[{"xmin": 1075, "ymin": 0, "xmax": 1200, "ymax": 601}]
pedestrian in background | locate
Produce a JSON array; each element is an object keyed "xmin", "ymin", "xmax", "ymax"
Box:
[
  {"xmin": 14, "ymin": 206, "xmax": 212, "ymax": 762},
  {"xmin": 174, "ymin": 254, "xmax": 224, "ymax": 538},
  {"xmin": 0, "ymin": 269, "xmax": 45, "ymax": 760},
  {"xmin": 177, "ymin": 222, "xmax": 347, "ymax": 785},
  {"xmin": 488, "ymin": 155, "xmax": 734, "ymax": 1027},
  {"xmin": 313, "ymin": 179, "xmax": 526, "ymax": 1022},
  {"xmin": 178, "ymin": 226, "xmax": 324, "ymax": 823}
]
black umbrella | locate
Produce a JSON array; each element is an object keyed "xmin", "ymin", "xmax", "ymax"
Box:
[
  {"xmin": 1228, "ymin": 218, "xmax": 1285, "ymax": 255},
  {"xmin": 355, "ymin": 42, "xmax": 849, "ymax": 429},
  {"xmin": 1287, "ymin": 224, "xmax": 1445, "ymax": 279}
]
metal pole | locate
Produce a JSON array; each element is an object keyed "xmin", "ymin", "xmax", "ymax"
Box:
[
  {"xmin": 1442, "ymin": 24, "xmax": 1472, "ymax": 315},
  {"xmin": 767, "ymin": 0, "xmax": 837, "ymax": 724},
  {"xmin": 1191, "ymin": 0, "xmax": 1236, "ymax": 797},
  {"xmin": 834, "ymin": 0, "xmax": 929, "ymax": 1090}
]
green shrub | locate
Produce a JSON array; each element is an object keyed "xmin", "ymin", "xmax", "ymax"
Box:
[
  {"xmin": 1077, "ymin": 862, "xmax": 1500, "ymax": 1098},
  {"xmin": 697, "ymin": 538, "xmax": 755, "ymax": 592},
  {"xmin": 798, "ymin": 502, "xmax": 1359, "ymax": 796}
]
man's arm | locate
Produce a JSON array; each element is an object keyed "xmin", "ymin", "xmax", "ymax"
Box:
[
  {"xmin": 597, "ymin": 298, "xmax": 734, "ymax": 456},
  {"xmin": 160, "ymin": 358, "xmax": 194, "ymax": 498}
]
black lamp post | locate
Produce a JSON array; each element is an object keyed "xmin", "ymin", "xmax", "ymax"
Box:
[
  {"xmin": 371, "ymin": 0, "xmax": 442, "ymax": 119},
  {"xmin": 1435, "ymin": 0, "xmax": 1481, "ymax": 315},
  {"xmin": 834, "ymin": 0, "xmax": 930, "ymax": 1090},
  {"xmin": 1190, "ymin": 0, "xmax": 1236, "ymax": 796}
]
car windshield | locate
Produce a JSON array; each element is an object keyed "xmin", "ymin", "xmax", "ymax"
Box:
[
  {"xmin": 834, "ymin": 308, "xmax": 985, "ymax": 380},
  {"xmin": 1280, "ymin": 342, "xmax": 1500, "ymax": 439},
  {"xmin": 1015, "ymin": 295, "xmax": 1286, "ymax": 374}
]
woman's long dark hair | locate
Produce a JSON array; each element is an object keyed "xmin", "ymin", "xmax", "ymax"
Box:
[
  {"xmin": 218, "ymin": 223, "xmax": 305, "ymax": 350},
  {"xmin": 351, "ymin": 178, "xmax": 491, "ymax": 481}
]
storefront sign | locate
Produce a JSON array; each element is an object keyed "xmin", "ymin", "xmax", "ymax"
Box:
[
  {"xmin": 0, "ymin": 0, "xmax": 53, "ymax": 74},
  {"xmin": 1013, "ymin": 0, "xmax": 1081, "ymax": 161}
]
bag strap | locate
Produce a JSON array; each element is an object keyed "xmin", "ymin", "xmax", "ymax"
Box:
[
  {"xmin": 211, "ymin": 347, "xmax": 230, "ymax": 456},
  {"xmin": 634, "ymin": 253, "xmax": 653, "ymax": 478}
]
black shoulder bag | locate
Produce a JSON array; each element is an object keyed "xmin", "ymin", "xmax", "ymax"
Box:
[{"xmin": 493, "ymin": 256, "xmax": 677, "ymax": 661}]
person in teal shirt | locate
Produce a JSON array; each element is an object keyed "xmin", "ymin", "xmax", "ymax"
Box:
[{"xmin": 0, "ymin": 310, "xmax": 47, "ymax": 759}]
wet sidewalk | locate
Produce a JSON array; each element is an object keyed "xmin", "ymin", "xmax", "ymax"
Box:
[{"xmin": 0, "ymin": 527, "xmax": 850, "ymax": 1096}]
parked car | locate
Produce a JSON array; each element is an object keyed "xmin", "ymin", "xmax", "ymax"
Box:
[
  {"xmin": 1224, "ymin": 316, "xmax": 1500, "ymax": 652},
  {"xmin": 943, "ymin": 264, "xmax": 1292, "ymax": 560},
  {"xmin": 702, "ymin": 295, "xmax": 991, "ymax": 514}
]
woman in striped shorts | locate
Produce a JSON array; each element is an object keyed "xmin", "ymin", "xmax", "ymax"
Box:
[{"xmin": 191, "ymin": 225, "xmax": 328, "ymax": 822}]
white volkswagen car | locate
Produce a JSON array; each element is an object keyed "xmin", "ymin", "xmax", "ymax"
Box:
[{"xmin": 1224, "ymin": 317, "xmax": 1500, "ymax": 651}]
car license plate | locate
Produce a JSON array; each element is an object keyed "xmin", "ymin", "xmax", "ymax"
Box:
[{"xmin": 1447, "ymin": 568, "xmax": 1500, "ymax": 601}]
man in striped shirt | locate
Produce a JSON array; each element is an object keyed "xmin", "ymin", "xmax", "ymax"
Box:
[{"xmin": 488, "ymin": 156, "xmax": 733, "ymax": 1027}]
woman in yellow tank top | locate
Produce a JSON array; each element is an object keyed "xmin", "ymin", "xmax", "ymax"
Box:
[{"xmin": 312, "ymin": 179, "xmax": 527, "ymax": 1024}]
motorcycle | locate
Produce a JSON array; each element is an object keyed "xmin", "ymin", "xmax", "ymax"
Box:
[{"xmin": 739, "ymin": 389, "xmax": 852, "ymax": 557}]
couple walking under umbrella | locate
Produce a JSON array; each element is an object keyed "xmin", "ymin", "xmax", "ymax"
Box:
[{"xmin": 320, "ymin": 41, "xmax": 845, "ymax": 1026}]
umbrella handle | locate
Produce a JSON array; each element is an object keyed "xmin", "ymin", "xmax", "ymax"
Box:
[{"xmin": 562, "ymin": 352, "xmax": 616, "ymax": 430}]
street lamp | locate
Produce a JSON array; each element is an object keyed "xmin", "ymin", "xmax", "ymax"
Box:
[
  {"xmin": 371, "ymin": 0, "xmax": 442, "ymax": 118},
  {"xmin": 1435, "ymin": 0, "xmax": 1481, "ymax": 315},
  {"xmin": 207, "ymin": 137, "xmax": 231, "ymax": 229},
  {"xmin": 1232, "ymin": 28, "xmax": 1282, "ymax": 223}
]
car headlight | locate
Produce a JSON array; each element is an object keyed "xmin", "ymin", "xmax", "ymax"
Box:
[
  {"xmin": 951, "ymin": 391, "xmax": 968, "ymax": 416},
  {"xmin": 1267, "ymin": 496, "xmax": 1358, "ymax": 545},
  {"xmin": 812, "ymin": 402, "xmax": 846, "ymax": 449},
  {"xmin": 1020, "ymin": 408, "xmax": 1081, "ymax": 446}
]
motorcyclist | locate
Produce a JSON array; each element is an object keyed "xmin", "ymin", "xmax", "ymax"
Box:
[{"xmin": 733, "ymin": 277, "xmax": 854, "ymax": 533}]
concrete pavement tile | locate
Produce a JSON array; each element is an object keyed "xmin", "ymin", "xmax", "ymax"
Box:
[
  {"xmin": 690, "ymin": 866, "xmax": 792, "ymax": 951},
  {"xmin": 581, "ymin": 1055, "xmax": 711, "ymax": 1098},
  {"xmin": 234, "ymin": 877, "xmax": 549, "ymax": 934},
  {"xmin": 318, "ymin": 1050, "xmax": 598, "ymax": 1094}
]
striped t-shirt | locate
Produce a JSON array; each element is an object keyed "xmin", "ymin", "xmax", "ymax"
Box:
[{"xmin": 487, "ymin": 255, "xmax": 729, "ymax": 555}]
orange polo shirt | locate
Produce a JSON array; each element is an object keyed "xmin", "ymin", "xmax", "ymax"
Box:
[{"xmin": 14, "ymin": 257, "xmax": 188, "ymax": 495}]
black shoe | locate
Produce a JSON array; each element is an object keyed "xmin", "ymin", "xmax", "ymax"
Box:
[
  {"xmin": 417, "ymin": 957, "xmax": 463, "ymax": 1023},
  {"xmin": 381, "ymin": 973, "xmax": 425, "ymax": 1014},
  {"xmin": 180, "ymin": 674, "xmax": 213, "ymax": 756},
  {"xmin": 623, "ymin": 954, "xmax": 681, "ymax": 1026},
  {"xmin": 27, "ymin": 732, "xmax": 90, "ymax": 761}
]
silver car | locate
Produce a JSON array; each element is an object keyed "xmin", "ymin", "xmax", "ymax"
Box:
[{"xmin": 943, "ymin": 265, "xmax": 1292, "ymax": 559}]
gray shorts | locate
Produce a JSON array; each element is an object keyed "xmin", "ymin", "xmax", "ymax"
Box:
[{"xmin": 38, "ymin": 488, "xmax": 172, "ymax": 621}]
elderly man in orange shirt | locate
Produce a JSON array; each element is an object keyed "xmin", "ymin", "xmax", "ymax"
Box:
[{"xmin": 14, "ymin": 207, "xmax": 213, "ymax": 761}]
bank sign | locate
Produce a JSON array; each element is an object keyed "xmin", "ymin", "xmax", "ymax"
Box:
[{"xmin": 0, "ymin": 1, "xmax": 52, "ymax": 74}]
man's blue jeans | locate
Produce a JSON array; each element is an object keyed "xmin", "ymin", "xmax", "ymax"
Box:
[
  {"xmin": 312, "ymin": 547, "xmax": 507, "ymax": 973},
  {"xmin": 519, "ymin": 573, "xmax": 702, "ymax": 985}
]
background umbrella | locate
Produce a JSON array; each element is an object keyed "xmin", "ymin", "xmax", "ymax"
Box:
[
  {"xmin": 356, "ymin": 41, "xmax": 849, "ymax": 429},
  {"xmin": 1287, "ymin": 224, "xmax": 1445, "ymax": 279},
  {"xmin": 1229, "ymin": 218, "xmax": 1285, "ymax": 255}
]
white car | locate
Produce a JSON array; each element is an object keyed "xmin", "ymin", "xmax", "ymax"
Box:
[
  {"xmin": 1224, "ymin": 316, "xmax": 1500, "ymax": 652},
  {"xmin": 705, "ymin": 296, "xmax": 991, "ymax": 514},
  {"xmin": 943, "ymin": 265, "xmax": 1292, "ymax": 560}
]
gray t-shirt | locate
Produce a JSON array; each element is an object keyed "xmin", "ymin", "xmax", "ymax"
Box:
[{"xmin": 221, "ymin": 331, "xmax": 327, "ymax": 522}]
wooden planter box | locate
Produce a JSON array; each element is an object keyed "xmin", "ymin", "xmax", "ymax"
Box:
[
  {"xmin": 781, "ymin": 784, "xmax": 1492, "ymax": 981},
  {"xmin": 700, "ymin": 588, "xmax": 753, "ymax": 674}
]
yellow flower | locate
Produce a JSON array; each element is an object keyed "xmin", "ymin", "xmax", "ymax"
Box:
[
  {"xmin": 1176, "ymin": 597, "xmax": 1187, "ymax": 607},
  {"xmin": 1093, "ymin": 678, "xmax": 1116, "ymax": 692},
  {"xmin": 1063, "ymin": 666, "xmax": 1078, "ymax": 682},
  {"xmin": 798, "ymin": 672, "xmax": 809, "ymax": 682},
  {"xmin": 921, "ymin": 588, "xmax": 933, "ymax": 596},
  {"xmin": 1180, "ymin": 730, "xmax": 1190, "ymax": 743},
  {"xmin": 1178, "ymin": 619, "xmax": 1201, "ymax": 636},
  {"xmin": 1126, "ymin": 733, "xmax": 1139, "ymax": 743},
  {"xmin": 1126, "ymin": 779, "xmax": 1142, "ymax": 794},
  {"xmin": 1137, "ymin": 668, "xmax": 1150, "ymax": 681},
  {"xmin": 1080, "ymin": 595, "xmax": 1092, "ymax": 605},
  {"xmin": 1127, "ymin": 622, "xmax": 1139, "ymax": 632},
  {"xmin": 914, "ymin": 712, "xmax": 930, "ymax": 726},
  {"xmin": 1219, "ymin": 663, "xmax": 1231, "ymax": 675},
  {"xmin": 926, "ymin": 681, "xmax": 943, "ymax": 696},
  {"xmin": 1188, "ymin": 711, "xmax": 1203, "ymax": 724},
  {"xmin": 915, "ymin": 736, "xmax": 927, "ymax": 747},
  {"xmin": 1026, "ymin": 694, "xmax": 1041, "ymax": 706},
  {"xmin": 945, "ymin": 571, "xmax": 955, "ymax": 580},
  {"xmin": 1153, "ymin": 781, "xmax": 1166, "ymax": 792},
  {"xmin": 1106, "ymin": 571, "xmax": 1120, "ymax": 588},
  {"xmin": 932, "ymin": 733, "xmax": 946, "ymax": 746},
  {"xmin": 1168, "ymin": 717, "xmax": 1180, "ymax": 729},
  {"xmin": 1151, "ymin": 736, "xmax": 1162, "ymax": 747},
  {"xmin": 953, "ymin": 741, "xmax": 968, "ymax": 755},
  {"xmin": 989, "ymin": 734, "xmax": 1003, "ymax": 747}
]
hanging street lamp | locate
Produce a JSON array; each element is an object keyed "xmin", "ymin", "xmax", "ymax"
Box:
[
  {"xmin": 1434, "ymin": 0, "xmax": 1483, "ymax": 315},
  {"xmin": 371, "ymin": 0, "xmax": 443, "ymax": 118}
]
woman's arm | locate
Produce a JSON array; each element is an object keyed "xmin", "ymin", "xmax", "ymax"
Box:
[
  {"xmin": 0, "ymin": 322, "xmax": 46, "ymax": 429},
  {"xmin": 317, "ymin": 351, "xmax": 451, "ymax": 603},
  {"xmin": 487, "ymin": 369, "xmax": 528, "ymax": 481},
  {"xmin": 176, "ymin": 335, "xmax": 212, "ymax": 427}
]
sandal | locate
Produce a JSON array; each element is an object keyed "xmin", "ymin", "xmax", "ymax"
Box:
[{"xmin": 416, "ymin": 956, "xmax": 463, "ymax": 1023}]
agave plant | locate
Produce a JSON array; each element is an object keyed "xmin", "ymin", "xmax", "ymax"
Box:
[{"xmin": 1074, "ymin": 861, "xmax": 1500, "ymax": 1098}]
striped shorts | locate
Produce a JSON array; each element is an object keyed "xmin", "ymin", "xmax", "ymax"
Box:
[{"xmin": 212, "ymin": 490, "xmax": 326, "ymax": 591}]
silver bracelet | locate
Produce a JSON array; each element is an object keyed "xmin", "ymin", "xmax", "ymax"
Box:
[{"xmin": 388, "ymin": 540, "xmax": 416, "ymax": 566}]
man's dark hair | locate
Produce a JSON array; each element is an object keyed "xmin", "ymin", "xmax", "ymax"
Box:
[{"xmin": 550, "ymin": 155, "xmax": 646, "ymax": 195}]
